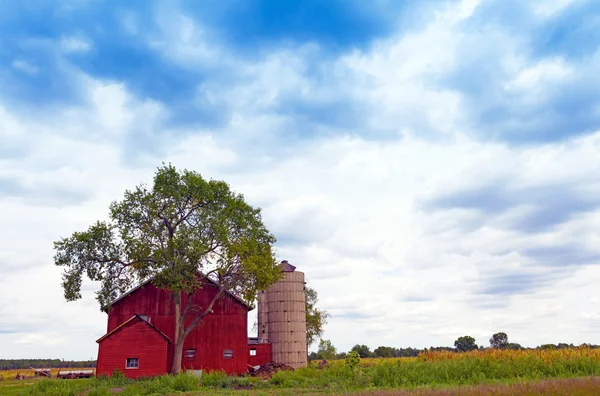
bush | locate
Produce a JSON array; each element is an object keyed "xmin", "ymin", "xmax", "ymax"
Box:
[
  {"xmin": 346, "ymin": 351, "xmax": 361, "ymax": 371},
  {"xmin": 201, "ymin": 370, "xmax": 230, "ymax": 387},
  {"xmin": 25, "ymin": 379, "xmax": 88, "ymax": 396},
  {"xmin": 115, "ymin": 372, "xmax": 200, "ymax": 395},
  {"xmin": 86, "ymin": 388, "xmax": 114, "ymax": 396}
]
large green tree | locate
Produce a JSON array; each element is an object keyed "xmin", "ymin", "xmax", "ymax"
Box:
[
  {"xmin": 54, "ymin": 165, "xmax": 282, "ymax": 374},
  {"xmin": 305, "ymin": 286, "xmax": 329, "ymax": 350},
  {"xmin": 350, "ymin": 344, "xmax": 373, "ymax": 358},
  {"xmin": 454, "ymin": 336, "xmax": 478, "ymax": 352},
  {"xmin": 373, "ymin": 346, "xmax": 395, "ymax": 358},
  {"xmin": 317, "ymin": 339, "xmax": 337, "ymax": 360},
  {"xmin": 490, "ymin": 332, "xmax": 509, "ymax": 349}
]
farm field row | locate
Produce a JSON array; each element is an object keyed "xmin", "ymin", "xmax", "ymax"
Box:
[
  {"xmin": 2, "ymin": 376, "xmax": 600, "ymax": 395},
  {"xmin": 3, "ymin": 348, "xmax": 600, "ymax": 395}
]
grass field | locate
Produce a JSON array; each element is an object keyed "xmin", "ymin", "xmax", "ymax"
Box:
[{"xmin": 2, "ymin": 348, "xmax": 600, "ymax": 395}]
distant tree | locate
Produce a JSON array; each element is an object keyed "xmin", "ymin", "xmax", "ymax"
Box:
[
  {"xmin": 351, "ymin": 344, "xmax": 373, "ymax": 358},
  {"xmin": 0, "ymin": 359, "xmax": 97, "ymax": 370},
  {"xmin": 317, "ymin": 339, "xmax": 337, "ymax": 360},
  {"xmin": 53, "ymin": 165, "xmax": 282, "ymax": 374},
  {"xmin": 308, "ymin": 351, "xmax": 319, "ymax": 361},
  {"xmin": 506, "ymin": 342, "xmax": 522, "ymax": 350},
  {"xmin": 336, "ymin": 352, "xmax": 348, "ymax": 360},
  {"xmin": 454, "ymin": 336, "xmax": 478, "ymax": 352},
  {"xmin": 306, "ymin": 286, "xmax": 329, "ymax": 350},
  {"xmin": 374, "ymin": 346, "xmax": 395, "ymax": 358},
  {"xmin": 398, "ymin": 347, "xmax": 420, "ymax": 357},
  {"xmin": 490, "ymin": 332, "xmax": 509, "ymax": 349}
]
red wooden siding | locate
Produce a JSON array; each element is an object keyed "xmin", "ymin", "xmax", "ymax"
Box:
[
  {"xmin": 103, "ymin": 282, "xmax": 249, "ymax": 375},
  {"xmin": 248, "ymin": 343, "xmax": 272, "ymax": 367},
  {"xmin": 97, "ymin": 317, "xmax": 169, "ymax": 378}
]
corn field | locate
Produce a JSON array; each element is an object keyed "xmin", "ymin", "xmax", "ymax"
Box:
[{"xmin": 418, "ymin": 346, "xmax": 600, "ymax": 363}]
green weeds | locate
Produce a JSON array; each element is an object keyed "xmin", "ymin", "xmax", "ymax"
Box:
[{"xmin": 13, "ymin": 348, "xmax": 600, "ymax": 395}]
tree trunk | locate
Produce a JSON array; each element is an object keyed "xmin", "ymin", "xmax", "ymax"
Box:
[
  {"xmin": 171, "ymin": 338, "xmax": 184, "ymax": 375},
  {"xmin": 169, "ymin": 287, "xmax": 223, "ymax": 374},
  {"xmin": 170, "ymin": 292, "xmax": 185, "ymax": 375}
]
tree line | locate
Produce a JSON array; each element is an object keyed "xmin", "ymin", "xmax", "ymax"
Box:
[
  {"xmin": 310, "ymin": 332, "xmax": 600, "ymax": 361},
  {"xmin": 0, "ymin": 359, "xmax": 97, "ymax": 370},
  {"xmin": 451, "ymin": 332, "xmax": 600, "ymax": 352}
]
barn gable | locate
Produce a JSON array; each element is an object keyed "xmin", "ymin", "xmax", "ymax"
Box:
[
  {"xmin": 102, "ymin": 276, "xmax": 252, "ymax": 313},
  {"xmin": 96, "ymin": 315, "xmax": 170, "ymax": 378},
  {"xmin": 96, "ymin": 314, "xmax": 171, "ymax": 344}
]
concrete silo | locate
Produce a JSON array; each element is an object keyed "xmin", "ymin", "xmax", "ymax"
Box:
[{"xmin": 257, "ymin": 260, "xmax": 307, "ymax": 368}]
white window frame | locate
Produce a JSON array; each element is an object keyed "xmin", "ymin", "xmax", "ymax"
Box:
[
  {"xmin": 126, "ymin": 358, "xmax": 139, "ymax": 369},
  {"xmin": 250, "ymin": 348, "xmax": 257, "ymax": 356}
]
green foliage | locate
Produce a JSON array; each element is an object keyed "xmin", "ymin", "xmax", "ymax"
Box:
[
  {"xmin": 490, "ymin": 332, "xmax": 509, "ymax": 349},
  {"xmin": 15, "ymin": 350, "xmax": 600, "ymax": 395},
  {"xmin": 120, "ymin": 372, "xmax": 200, "ymax": 394},
  {"xmin": 374, "ymin": 346, "xmax": 395, "ymax": 358},
  {"xmin": 455, "ymin": 335, "xmax": 478, "ymax": 352},
  {"xmin": 351, "ymin": 344, "xmax": 373, "ymax": 358},
  {"xmin": 305, "ymin": 286, "xmax": 329, "ymax": 348},
  {"xmin": 54, "ymin": 164, "xmax": 281, "ymax": 309},
  {"xmin": 200, "ymin": 370, "xmax": 229, "ymax": 387},
  {"xmin": 86, "ymin": 388, "xmax": 113, "ymax": 396},
  {"xmin": 24, "ymin": 379, "xmax": 89, "ymax": 396},
  {"xmin": 110, "ymin": 368, "xmax": 127, "ymax": 384},
  {"xmin": 317, "ymin": 339, "xmax": 337, "ymax": 360},
  {"xmin": 345, "ymin": 350, "xmax": 361, "ymax": 370}
]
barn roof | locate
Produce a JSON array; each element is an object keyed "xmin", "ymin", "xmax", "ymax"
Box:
[
  {"xmin": 96, "ymin": 314, "xmax": 171, "ymax": 343},
  {"xmin": 102, "ymin": 276, "xmax": 253, "ymax": 312}
]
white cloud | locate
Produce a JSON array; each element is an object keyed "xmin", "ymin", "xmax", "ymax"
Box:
[
  {"xmin": 505, "ymin": 58, "xmax": 572, "ymax": 95},
  {"xmin": 60, "ymin": 36, "xmax": 92, "ymax": 53},
  {"xmin": 15, "ymin": 334, "xmax": 65, "ymax": 346},
  {"xmin": 11, "ymin": 60, "xmax": 39, "ymax": 75},
  {"xmin": 532, "ymin": 0, "xmax": 578, "ymax": 18},
  {"xmin": 1, "ymin": 0, "xmax": 600, "ymax": 360}
]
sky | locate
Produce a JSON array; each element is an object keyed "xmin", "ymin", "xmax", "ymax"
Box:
[{"xmin": 2, "ymin": 0, "xmax": 600, "ymax": 360}]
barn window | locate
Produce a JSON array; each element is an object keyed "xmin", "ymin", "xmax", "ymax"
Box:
[
  {"xmin": 250, "ymin": 348, "xmax": 257, "ymax": 356},
  {"xmin": 184, "ymin": 349, "xmax": 196, "ymax": 359},
  {"xmin": 223, "ymin": 349, "xmax": 234, "ymax": 359},
  {"xmin": 126, "ymin": 358, "xmax": 139, "ymax": 369}
]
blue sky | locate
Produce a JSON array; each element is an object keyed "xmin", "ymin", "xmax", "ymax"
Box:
[{"xmin": 2, "ymin": 0, "xmax": 600, "ymax": 359}]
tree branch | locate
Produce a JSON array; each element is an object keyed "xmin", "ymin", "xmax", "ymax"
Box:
[{"xmin": 182, "ymin": 286, "xmax": 225, "ymax": 339}]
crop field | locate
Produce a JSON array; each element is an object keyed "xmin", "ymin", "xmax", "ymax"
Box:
[{"xmin": 2, "ymin": 348, "xmax": 600, "ymax": 395}]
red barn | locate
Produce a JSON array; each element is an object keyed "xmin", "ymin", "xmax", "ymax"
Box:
[
  {"xmin": 247, "ymin": 338, "xmax": 272, "ymax": 368},
  {"xmin": 96, "ymin": 315, "xmax": 170, "ymax": 378},
  {"xmin": 96, "ymin": 279, "xmax": 267, "ymax": 377}
]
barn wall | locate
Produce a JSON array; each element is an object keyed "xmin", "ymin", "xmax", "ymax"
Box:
[
  {"xmin": 248, "ymin": 343, "xmax": 272, "ymax": 367},
  {"xmin": 97, "ymin": 319, "xmax": 168, "ymax": 379},
  {"xmin": 105, "ymin": 283, "xmax": 249, "ymax": 374}
]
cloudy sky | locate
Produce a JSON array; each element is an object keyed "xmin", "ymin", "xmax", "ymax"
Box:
[{"xmin": 2, "ymin": 0, "xmax": 600, "ymax": 359}]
